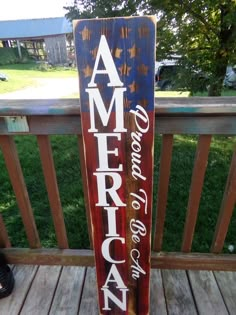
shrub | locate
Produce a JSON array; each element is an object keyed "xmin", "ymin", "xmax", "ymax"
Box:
[{"xmin": 0, "ymin": 47, "xmax": 31, "ymax": 65}]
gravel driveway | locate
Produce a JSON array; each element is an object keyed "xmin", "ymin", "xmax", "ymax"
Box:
[{"xmin": 0, "ymin": 77, "xmax": 79, "ymax": 99}]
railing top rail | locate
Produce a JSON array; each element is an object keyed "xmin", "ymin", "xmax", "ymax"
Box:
[{"xmin": 0, "ymin": 97, "xmax": 236, "ymax": 116}]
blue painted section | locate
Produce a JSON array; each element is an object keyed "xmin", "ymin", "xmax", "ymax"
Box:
[
  {"xmin": 74, "ymin": 17, "xmax": 156, "ymax": 112},
  {"xmin": 0, "ymin": 17, "xmax": 72, "ymax": 40}
]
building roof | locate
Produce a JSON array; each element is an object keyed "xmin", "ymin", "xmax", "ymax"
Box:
[{"xmin": 0, "ymin": 17, "xmax": 72, "ymax": 40}]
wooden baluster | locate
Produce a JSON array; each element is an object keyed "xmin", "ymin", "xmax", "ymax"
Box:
[
  {"xmin": 211, "ymin": 149, "xmax": 236, "ymax": 253},
  {"xmin": 37, "ymin": 135, "xmax": 69, "ymax": 249},
  {"xmin": 0, "ymin": 135, "xmax": 40, "ymax": 249},
  {"xmin": 182, "ymin": 135, "xmax": 212, "ymax": 252},
  {"xmin": 153, "ymin": 134, "xmax": 174, "ymax": 251},
  {"xmin": 0, "ymin": 214, "xmax": 11, "ymax": 248},
  {"xmin": 77, "ymin": 135, "xmax": 93, "ymax": 248}
]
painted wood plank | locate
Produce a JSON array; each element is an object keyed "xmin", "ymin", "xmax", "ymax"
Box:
[
  {"xmin": 0, "ymin": 112, "xmax": 235, "ymax": 136},
  {"xmin": 211, "ymin": 149, "xmax": 236, "ymax": 253},
  {"xmin": 1, "ymin": 97, "xmax": 236, "ymax": 116},
  {"xmin": 2, "ymin": 248, "xmax": 236, "ymax": 270},
  {"xmin": 0, "ymin": 116, "xmax": 82, "ymax": 135},
  {"xmin": 156, "ymin": 116, "xmax": 236, "ymax": 135},
  {"xmin": 37, "ymin": 135, "xmax": 68, "ymax": 249},
  {"xmin": 74, "ymin": 16, "xmax": 156, "ymax": 314},
  {"xmin": 153, "ymin": 134, "xmax": 173, "ymax": 251},
  {"xmin": 20, "ymin": 265, "xmax": 61, "ymax": 315},
  {"xmin": 188, "ymin": 270, "xmax": 228, "ymax": 314},
  {"xmin": 79, "ymin": 267, "xmax": 99, "ymax": 315},
  {"xmin": 162, "ymin": 270, "xmax": 197, "ymax": 315},
  {"xmin": 150, "ymin": 269, "xmax": 167, "ymax": 315},
  {"xmin": 0, "ymin": 213, "xmax": 11, "ymax": 247},
  {"xmin": 182, "ymin": 135, "xmax": 212, "ymax": 252},
  {"xmin": 0, "ymin": 135, "xmax": 40, "ymax": 248},
  {"xmin": 49, "ymin": 266, "xmax": 86, "ymax": 315},
  {"xmin": 0, "ymin": 265, "xmax": 38, "ymax": 315},
  {"xmin": 214, "ymin": 271, "xmax": 236, "ymax": 314},
  {"xmin": 151, "ymin": 252, "xmax": 236, "ymax": 271},
  {"xmin": 2, "ymin": 248, "xmax": 95, "ymax": 266}
]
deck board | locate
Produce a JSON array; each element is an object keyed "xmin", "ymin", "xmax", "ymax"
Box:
[
  {"xmin": 20, "ymin": 265, "xmax": 62, "ymax": 315},
  {"xmin": 49, "ymin": 266, "xmax": 86, "ymax": 315},
  {"xmin": 150, "ymin": 269, "xmax": 167, "ymax": 315},
  {"xmin": 162, "ymin": 269, "xmax": 198, "ymax": 315},
  {"xmin": 0, "ymin": 265, "xmax": 38, "ymax": 315},
  {"xmin": 78, "ymin": 267, "xmax": 99, "ymax": 315},
  {"xmin": 214, "ymin": 271, "xmax": 236, "ymax": 314},
  {"xmin": 188, "ymin": 270, "xmax": 229, "ymax": 315},
  {"xmin": 0, "ymin": 265, "xmax": 235, "ymax": 314}
]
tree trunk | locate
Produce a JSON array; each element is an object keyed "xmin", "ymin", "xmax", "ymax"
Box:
[
  {"xmin": 208, "ymin": 82, "xmax": 222, "ymax": 96},
  {"xmin": 207, "ymin": 4, "xmax": 234, "ymax": 96}
]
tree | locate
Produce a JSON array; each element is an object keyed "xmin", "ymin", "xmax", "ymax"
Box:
[
  {"xmin": 65, "ymin": 0, "xmax": 236, "ymax": 95},
  {"xmin": 64, "ymin": 0, "xmax": 143, "ymax": 20},
  {"xmin": 146, "ymin": 0, "xmax": 236, "ymax": 95}
]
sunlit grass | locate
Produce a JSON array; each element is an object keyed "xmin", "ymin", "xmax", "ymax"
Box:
[
  {"xmin": 155, "ymin": 91, "xmax": 190, "ymax": 97},
  {"xmin": 0, "ymin": 63, "xmax": 77, "ymax": 94}
]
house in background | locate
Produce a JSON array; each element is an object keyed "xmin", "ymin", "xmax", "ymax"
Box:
[{"xmin": 0, "ymin": 17, "xmax": 72, "ymax": 65}]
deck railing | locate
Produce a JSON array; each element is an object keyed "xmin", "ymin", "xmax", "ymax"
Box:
[{"xmin": 0, "ymin": 97, "xmax": 236, "ymax": 271}]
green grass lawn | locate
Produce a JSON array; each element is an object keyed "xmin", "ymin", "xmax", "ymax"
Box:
[
  {"xmin": 0, "ymin": 63, "xmax": 77, "ymax": 94},
  {"xmin": 0, "ymin": 134, "xmax": 235, "ymax": 253}
]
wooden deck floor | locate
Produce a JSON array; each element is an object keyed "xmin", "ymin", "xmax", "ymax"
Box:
[{"xmin": 0, "ymin": 265, "xmax": 236, "ymax": 315}]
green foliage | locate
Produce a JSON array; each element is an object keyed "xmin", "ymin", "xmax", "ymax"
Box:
[
  {"xmin": 65, "ymin": 0, "xmax": 236, "ymax": 95},
  {"xmin": 147, "ymin": 0, "xmax": 236, "ymax": 95},
  {"xmin": 0, "ymin": 47, "xmax": 31, "ymax": 65},
  {"xmin": 0, "ymin": 48, "xmax": 18, "ymax": 65},
  {"xmin": 64, "ymin": 0, "xmax": 143, "ymax": 20}
]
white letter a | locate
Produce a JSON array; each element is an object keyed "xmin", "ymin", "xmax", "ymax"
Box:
[{"xmin": 88, "ymin": 35, "xmax": 123, "ymax": 87}]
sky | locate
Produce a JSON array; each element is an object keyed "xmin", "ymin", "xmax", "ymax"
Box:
[{"xmin": 0, "ymin": 0, "xmax": 74, "ymax": 20}]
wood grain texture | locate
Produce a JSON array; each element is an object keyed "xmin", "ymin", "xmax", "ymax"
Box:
[
  {"xmin": 1, "ymin": 97, "xmax": 236, "ymax": 116},
  {"xmin": 162, "ymin": 269, "xmax": 197, "ymax": 315},
  {"xmin": 188, "ymin": 270, "xmax": 228, "ymax": 314},
  {"xmin": 156, "ymin": 116, "xmax": 236, "ymax": 134},
  {"xmin": 0, "ymin": 213, "xmax": 11, "ymax": 247},
  {"xmin": 37, "ymin": 135, "xmax": 68, "ymax": 249},
  {"xmin": 79, "ymin": 267, "xmax": 99, "ymax": 315},
  {"xmin": 0, "ymin": 135, "xmax": 40, "ymax": 248},
  {"xmin": 1, "ymin": 265, "xmax": 235, "ymax": 314},
  {"xmin": 0, "ymin": 116, "xmax": 82, "ymax": 135},
  {"xmin": 151, "ymin": 252, "xmax": 236, "ymax": 271},
  {"xmin": 2, "ymin": 248, "xmax": 95, "ymax": 266},
  {"xmin": 0, "ymin": 265, "xmax": 38, "ymax": 315},
  {"xmin": 153, "ymin": 134, "xmax": 174, "ymax": 251},
  {"xmin": 0, "ymin": 108, "xmax": 235, "ymax": 136},
  {"xmin": 214, "ymin": 271, "xmax": 236, "ymax": 314},
  {"xmin": 182, "ymin": 135, "xmax": 212, "ymax": 252},
  {"xmin": 211, "ymin": 149, "xmax": 236, "ymax": 253},
  {"xmin": 20, "ymin": 265, "xmax": 61, "ymax": 315},
  {"xmin": 49, "ymin": 266, "xmax": 86, "ymax": 315},
  {"xmin": 150, "ymin": 269, "xmax": 167, "ymax": 315},
  {"xmin": 2, "ymin": 248, "xmax": 236, "ymax": 270}
]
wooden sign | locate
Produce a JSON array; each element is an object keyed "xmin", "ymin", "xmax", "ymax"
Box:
[{"xmin": 74, "ymin": 16, "xmax": 156, "ymax": 314}]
